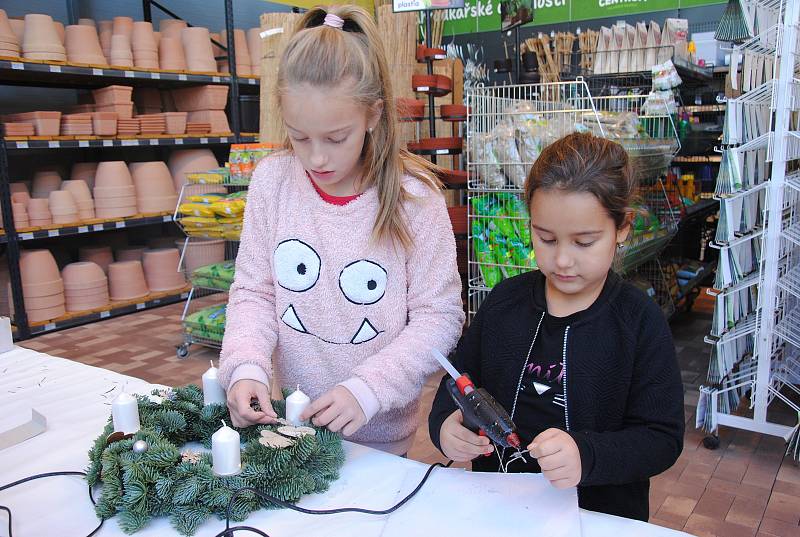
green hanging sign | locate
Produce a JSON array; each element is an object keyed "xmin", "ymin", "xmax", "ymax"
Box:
[{"xmin": 440, "ymin": 0, "xmax": 724, "ymax": 35}]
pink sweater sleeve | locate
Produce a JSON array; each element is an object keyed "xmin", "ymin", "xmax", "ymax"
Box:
[
  {"xmin": 344, "ymin": 188, "xmax": 465, "ymax": 412},
  {"xmin": 218, "ymin": 158, "xmax": 280, "ymax": 390}
]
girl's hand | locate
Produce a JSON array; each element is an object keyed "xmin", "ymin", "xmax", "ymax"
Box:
[
  {"xmin": 528, "ymin": 428, "xmax": 582, "ymax": 489},
  {"xmin": 301, "ymin": 386, "xmax": 366, "ymax": 437},
  {"xmin": 227, "ymin": 379, "xmax": 278, "ymax": 428},
  {"xmin": 439, "ymin": 410, "xmax": 494, "ymax": 461}
]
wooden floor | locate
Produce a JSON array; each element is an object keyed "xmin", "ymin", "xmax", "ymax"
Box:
[{"xmin": 19, "ymin": 293, "xmax": 800, "ymax": 537}]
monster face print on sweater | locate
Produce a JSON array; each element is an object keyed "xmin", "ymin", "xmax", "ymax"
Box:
[{"xmin": 274, "ymin": 238, "xmax": 387, "ymax": 345}]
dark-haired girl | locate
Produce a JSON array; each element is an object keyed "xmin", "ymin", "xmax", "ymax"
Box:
[{"xmin": 429, "ymin": 132, "xmax": 684, "ymax": 520}]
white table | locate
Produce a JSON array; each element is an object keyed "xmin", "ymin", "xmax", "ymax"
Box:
[{"xmin": 0, "ymin": 347, "xmax": 694, "ymax": 537}]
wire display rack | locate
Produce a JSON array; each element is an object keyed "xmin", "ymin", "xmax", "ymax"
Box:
[
  {"xmin": 174, "ymin": 180, "xmax": 245, "ymax": 358},
  {"xmin": 466, "ymin": 80, "xmax": 681, "ymax": 317}
]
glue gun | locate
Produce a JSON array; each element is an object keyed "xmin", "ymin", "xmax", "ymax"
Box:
[{"xmin": 432, "ymin": 349, "xmax": 521, "ymax": 450}]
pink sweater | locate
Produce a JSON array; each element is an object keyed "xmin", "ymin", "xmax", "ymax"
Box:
[{"xmin": 219, "ymin": 153, "xmax": 465, "ymax": 454}]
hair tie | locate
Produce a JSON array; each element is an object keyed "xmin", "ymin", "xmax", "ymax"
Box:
[{"xmin": 323, "ymin": 13, "xmax": 345, "ymax": 29}]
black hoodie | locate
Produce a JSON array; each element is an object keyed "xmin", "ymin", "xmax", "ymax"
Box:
[{"xmin": 428, "ymin": 270, "xmax": 684, "ymax": 521}]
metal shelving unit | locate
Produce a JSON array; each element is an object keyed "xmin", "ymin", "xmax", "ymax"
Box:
[{"xmin": 0, "ymin": 0, "xmax": 256, "ymax": 339}]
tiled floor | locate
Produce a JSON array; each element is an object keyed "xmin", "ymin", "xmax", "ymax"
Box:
[{"xmin": 19, "ymin": 298, "xmax": 800, "ymax": 537}]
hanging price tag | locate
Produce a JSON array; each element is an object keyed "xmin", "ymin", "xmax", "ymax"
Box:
[
  {"xmin": 175, "ymin": 138, "xmax": 184, "ymax": 145},
  {"xmin": 178, "ymin": 74, "xmax": 187, "ymax": 81},
  {"xmin": 136, "ymin": 303, "xmax": 146, "ymax": 310},
  {"xmin": 93, "ymin": 224, "xmax": 104, "ymax": 231},
  {"xmin": 122, "ymin": 139, "xmax": 139, "ymax": 146},
  {"xmin": 19, "ymin": 233, "xmax": 34, "ymax": 240},
  {"xmin": 212, "ymin": 76, "xmax": 221, "ymax": 82},
  {"xmin": 103, "ymin": 140, "xmax": 113, "ymax": 147},
  {"xmin": 17, "ymin": 141, "xmax": 28, "ymax": 149},
  {"xmin": 116, "ymin": 221, "xmax": 126, "ymax": 228},
  {"xmin": 151, "ymin": 72, "xmax": 161, "ymax": 80},
  {"xmin": 200, "ymin": 138, "xmax": 209, "ymax": 144}
]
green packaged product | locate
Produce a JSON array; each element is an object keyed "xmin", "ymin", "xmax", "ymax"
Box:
[
  {"xmin": 473, "ymin": 235, "xmax": 503, "ymax": 288},
  {"xmin": 184, "ymin": 303, "xmax": 227, "ymax": 342},
  {"xmin": 192, "ymin": 261, "xmax": 236, "ymax": 284}
]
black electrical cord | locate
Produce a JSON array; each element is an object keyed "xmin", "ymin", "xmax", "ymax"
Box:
[
  {"xmin": 213, "ymin": 460, "xmax": 453, "ymax": 537},
  {"xmin": 0, "ymin": 471, "xmax": 104, "ymax": 537},
  {"xmin": 0, "ymin": 460, "xmax": 452, "ymax": 537}
]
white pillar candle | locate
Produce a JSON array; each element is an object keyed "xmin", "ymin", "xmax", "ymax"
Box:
[
  {"xmin": 285, "ymin": 385, "xmax": 311, "ymax": 426},
  {"xmin": 111, "ymin": 391, "xmax": 141, "ymax": 434},
  {"xmin": 212, "ymin": 420, "xmax": 241, "ymax": 476},
  {"xmin": 202, "ymin": 360, "xmax": 227, "ymax": 406}
]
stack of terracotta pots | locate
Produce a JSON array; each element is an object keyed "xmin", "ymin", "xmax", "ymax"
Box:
[
  {"xmin": 132, "ymin": 21, "xmax": 158, "ymax": 69},
  {"xmin": 98, "ymin": 20, "xmax": 112, "ymax": 60},
  {"xmin": 60, "ymin": 113, "xmax": 93, "ymax": 136},
  {"xmin": 64, "ymin": 24, "xmax": 106, "ymax": 65},
  {"xmin": 181, "ymin": 27, "xmax": 216, "ymax": 72},
  {"xmin": 12, "ymin": 201, "xmax": 29, "ymax": 229},
  {"xmin": 167, "ymin": 149, "xmax": 220, "ymax": 193},
  {"xmin": 71, "ymin": 162, "xmax": 98, "ymax": 190},
  {"xmin": 9, "ymin": 19, "xmax": 23, "ymax": 45},
  {"xmin": 91, "ymin": 111, "xmax": 118, "ymax": 136},
  {"xmin": 137, "ymin": 113, "xmax": 166, "ymax": 135},
  {"xmin": 19, "ymin": 249, "xmax": 65, "ymax": 323},
  {"xmin": 172, "ymin": 85, "xmax": 230, "ymax": 133},
  {"xmin": 218, "ymin": 29, "xmax": 251, "ymax": 76},
  {"xmin": 79, "ymin": 245, "xmax": 114, "ymax": 274},
  {"xmin": 142, "ymin": 248, "xmax": 186, "ymax": 292},
  {"xmin": 247, "ymin": 28, "xmax": 262, "ymax": 75},
  {"xmin": 133, "ymin": 88, "xmax": 162, "ymax": 115},
  {"xmin": 4, "ymin": 111, "xmax": 61, "ymax": 136},
  {"xmin": 93, "ymin": 161, "xmax": 137, "ymax": 219},
  {"xmin": 62, "ymin": 261, "xmax": 109, "ymax": 312},
  {"xmin": 61, "ymin": 179, "xmax": 95, "ymax": 220},
  {"xmin": 48, "ymin": 190, "xmax": 79, "ymax": 225},
  {"xmin": 159, "ymin": 35, "xmax": 186, "ymax": 71},
  {"xmin": 22, "ymin": 14, "xmax": 65, "ymax": 62},
  {"xmin": 0, "ymin": 10, "xmax": 20, "ymax": 58},
  {"xmin": 109, "ymin": 33, "xmax": 132, "ymax": 67},
  {"xmin": 163, "ymin": 112, "xmax": 188, "ymax": 135},
  {"xmin": 159, "ymin": 19, "xmax": 187, "ymax": 40},
  {"xmin": 108, "ymin": 260, "xmax": 149, "ymax": 301},
  {"xmin": 32, "ymin": 170, "xmax": 62, "ymax": 199},
  {"xmin": 27, "ymin": 198, "xmax": 52, "ymax": 227},
  {"xmin": 130, "ymin": 161, "xmax": 178, "ymax": 213},
  {"xmin": 92, "ymin": 85, "xmax": 133, "ymax": 119}
]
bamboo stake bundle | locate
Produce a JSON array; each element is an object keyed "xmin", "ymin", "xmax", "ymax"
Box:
[
  {"xmin": 259, "ymin": 12, "xmax": 303, "ymax": 144},
  {"xmin": 377, "ymin": 4, "xmax": 417, "ymax": 67},
  {"xmin": 555, "ymin": 32, "xmax": 575, "ymax": 75},
  {"xmin": 579, "ymin": 30, "xmax": 599, "ymax": 73}
]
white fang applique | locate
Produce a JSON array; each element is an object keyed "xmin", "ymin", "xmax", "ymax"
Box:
[
  {"xmin": 351, "ymin": 319, "xmax": 379, "ymax": 344},
  {"xmin": 281, "ymin": 305, "xmax": 307, "ymax": 333},
  {"xmin": 532, "ymin": 382, "xmax": 551, "ymax": 395}
]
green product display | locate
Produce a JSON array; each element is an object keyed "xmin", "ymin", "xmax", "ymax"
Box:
[
  {"xmin": 191, "ymin": 262, "xmax": 236, "ymax": 289},
  {"xmin": 184, "ymin": 304, "xmax": 227, "ymax": 343},
  {"xmin": 471, "ymin": 194, "xmax": 537, "ymax": 288},
  {"xmin": 86, "ymin": 386, "xmax": 345, "ymax": 536}
]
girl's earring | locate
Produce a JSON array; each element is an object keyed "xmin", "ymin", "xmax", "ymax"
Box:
[
  {"xmin": 617, "ymin": 242, "xmax": 624, "ymax": 250},
  {"xmin": 368, "ymin": 127, "xmax": 374, "ymax": 134}
]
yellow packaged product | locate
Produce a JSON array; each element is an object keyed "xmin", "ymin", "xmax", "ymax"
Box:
[
  {"xmin": 180, "ymin": 216, "xmax": 219, "ymax": 228},
  {"xmin": 187, "ymin": 194, "xmax": 225, "ymax": 204},
  {"xmin": 210, "ymin": 198, "xmax": 246, "ymax": 217},
  {"xmin": 223, "ymin": 229, "xmax": 242, "ymax": 241},
  {"xmin": 188, "ymin": 227, "xmax": 224, "ymax": 238},
  {"xmin": 218, "ymin": 216, "xmax": 243, "ymax": 224},
  {"xmin": 179, "ymin": 203, "xmax": 216, "ymax": 218}
]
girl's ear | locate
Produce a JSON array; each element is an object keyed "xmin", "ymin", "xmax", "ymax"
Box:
[
  {"xmin": 616, "ymin": 212, "xmax": 632, "ymax": 245},
  {"xmin": 368, "ymin": 98, "xmax": 383, "ymax": 131}
]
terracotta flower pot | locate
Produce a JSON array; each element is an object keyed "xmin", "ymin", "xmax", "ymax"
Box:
[
  {"xmin": 98, "ymin": 24, "xmax": 112, "ymax": 59},
  {"xmin": 181, "ymin": 27, "xmax": 216, "ymax": 72},
  {"xmin": 27, "ymin": 197, "xmax": 50, "ymax": 215},
  {"xmin": 53, "ymin": 21, "xmax": 65, "ymax": 44},
  {"xmin": 116, "ymin": 246, "xmax": 147, "ymax": 262},
  {"xmin": 159, "ymin": 19, "xmax": 187, "ymax": 40},
  {"xmin": 93, "ymin": 185, "xmax": 136, "ymax": 199},
  {"xmin": 186, "ymin": 110, "xmax": 229, "ymax": 133},
  {"xmin": 65, "ymin": 24, "xmax": 106, "ymax": 65},
  {"xmin": 130, "ymin": 161, "xmax": 177, "ymax": 197},
  {"xmin": 158, "ymin": 37, "xmax": 186, "ymax": 71},
  {"xmin": 0, "ymin": 10, "xmax": 20, "ymax": 54},
  {"xmin": 62, "ymin": 261, "xmax": 106, "ymax": 287},
  {"xmin": 137, "ymin": 195, "xmax": 178, "ymax": 213},
  {"xmin": 66, "ymin": 290, "xmax": 109, "ymax": 312},
  {"xmin": 95, "ymin": 206, "xmax": 137, "ymax": 219},
  {"xmin": 60, "ymin": 179, "xmax": 92, "ymax": 203},
  {"xmin": 247, "ymin": 28, "xmax": 262, "ymax": 74},
  {"xmin": 178, "ymin": 238, "xmax": 225, "ymax": 273},
  {"xmin": 171, "ymin": 85, "xmax": 229, "ymax": 112},
  {"xmin": 94, "ymin": 161, "xmax": 133, "ymax": 189},
  {"xmin": 142, "ymin": 248, "xmax": 186, "ymax": 291},
  {"xmin": 22, "ymin": 14, "xmax": 64, "ymax": 58},
  {"xmin": 9, "ymin": 19, "xmax": 24, "ymax": 45},
  {"xmin": 12, "ymin": 191, "xmax": 30, "ymax": 205},
  {"xmin": 163, "ymin": 111, "xmax": 187, "ymax": 134},
  {"xmin": 92, "ymin": 85, "xmax": 133, "ymax": 106},
  {"xmin": 71, "ymin": 162, "xmax": 98, "ymax": 190},
  {"xmin": 167, "ymin": 149, "xmax": 219, "ymax": 192},
  {"xmin": 219, "ymin": 29, "xmax": 251, "ymax": 76},
  {"xmin": 25, "ymin": 303, "xmax": 66, "ymax": 323},
  {"xmin": 20, "ymin": 249, "xmax": 61, "ymax": 287},
  {"xmin": 10, "ymin": 182, "xmax": 29, "ymax": 195},
  {"xmin": 131, "ymin": 21, "xmax": 156, "ymax": 51},
  {"xmin": 78, "ymin": 18, "xmax": 96, "ymax": 28},
  {"xmin": 108, "ymin": 260, "xmax": 149, "ymax": 300},
  {"xmin": 11, "ymin": 202, "xmax": 27, "ymax": 218},
  {"xmin": 79, "ymin": 246, "xmax": 114, "ymax": 274},
  {"xmin": 25, "ymin": 292, "xmax": 66, "ymax": 310},
  {"xmin": 94, "ymin": 195, "xmax": 137, "ymax": 208},
  {"xmin": 32, "ymin": 170, "xmax": 62, "ymax": 199},
  {"xmin": 109, "ymin": 34, "xmax": 132, "ymax": 66},
  {"xmin": 48, "ymin": 190, "xmax": 78, "ymax": 214},
  {"xmin": 112, "ymin": 16, "xmax": 133, "ymax": 39}
]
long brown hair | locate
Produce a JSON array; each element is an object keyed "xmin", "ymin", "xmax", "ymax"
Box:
[
  {"xmin": 276, "ymin": 5, "xmax": 442, "ymax": 248},
  {"xmin": 524, "ymin": 132, "xmax": 635, "ymax": 229}
]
